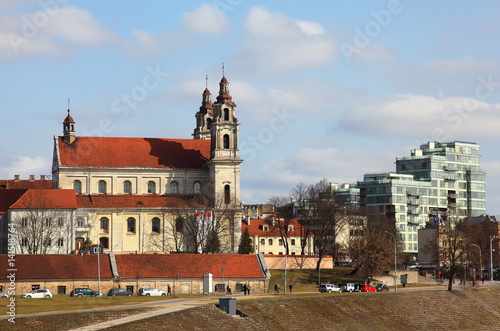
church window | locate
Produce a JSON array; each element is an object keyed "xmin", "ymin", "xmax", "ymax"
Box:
[
  {"xmin": 223, "ymin": 134, "xmax": 230, "ymax": 149},
  {"xmin": 171, "ymin": 181, "xmax": 179, "ymax": 194},
  {"xmin": 194, "ymin": 182, "xmax": 201, "ymax": 194},
  {"xmin": 152, "ymin": 217, "xmax": 160, "ymax": 233},
  {"xmin": 100, "ymin": 217, "xmax": 109, "ymax": 231},
  {"xmin": 224, "ymin": 108, "xmax": 229, "ymax": 121},
  {"xmin": 98, "ymin": 180, "xmax": 107, "ymax": 194},
  {"xmin": 73, "ymin": 180, "xmax": 82, "ymax": 194},
  {"xmin": 124, "ymin": 181, "xmax": 132, "ymax": 194},
  {"xmin": 207, "ymin": 118, "xmax": 212, "ymax": 128},
  {"xmin": 224, "ymin": 185, "xmax": 230, "ymax": 204},
  {"xmin": 147, "ymin": 181, "xmax": 156, "ymax": 194},
  {"xmin": 99, "ymin": 237, "xmax": 109, "ymax": 249},
  {"xmin": 127, "ymin": 217, "xmax": 136, "ymax": 233}
]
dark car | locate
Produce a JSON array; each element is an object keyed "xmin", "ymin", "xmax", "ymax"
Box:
[
  {"xmin": 107, "ymin": 288, "xmax": 132, "ymax": 297},
  {"xmin": 375, "ymin": 284, "xmax": 389, "ymax": 292},
  {"xmin": 70, "ymin": 288, "xmax": 102, "ymax": 297}
]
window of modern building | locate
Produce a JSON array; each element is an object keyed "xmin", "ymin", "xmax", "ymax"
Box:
[
  {"xmin": 148, "ymin": 181, "xmax": 156, "ymax": 194},
  {"xmin": 100, "ymin": 217, "xmax": 109, "ymax": 231},
  {"xmin": 152, "ymin": 217, "xmax": 160, "ymax": 233},
  {"xmin": 194, "ymin": 182, "xmax": 201, "ymax": 194},
  {"xmin": 171, "ymin": 181, "xmax": 179, "ymax": 194},
  {"xmin": 73, "ymin": 180, "xmax": 82, "ymax": 194},
  {"xmin": 223, "ymin": 134, "xmax": 230, "ymax": 149},
  {"xmin": 124, "ymin": 180, "xmax": 132, "ymax": 194},
  {"xmin": 98, "ymin": 180, "xmax": 107, "ymax": 194},
  {"xmin": 127, "ymin": 217, "xmax": 136, "ymax": 233}
]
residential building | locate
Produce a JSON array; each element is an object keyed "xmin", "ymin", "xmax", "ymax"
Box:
[
  {"xmin": 243, "ymin": 204, "xmax": 274, "ymax": 219},
  {"xmin": 359, "ymin": 141, "xmax": 486, "ymax": 258}
]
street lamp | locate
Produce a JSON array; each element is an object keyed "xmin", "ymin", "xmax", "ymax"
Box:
[
  {"xmin": 490, "ymin": 236, "xmax": 498, "ymax": 281},
  {"xmin": 384, "ymin": 231, "xmax": 397, "ymax": 291},
  {"xmin": 471, "ymin": 244, "xmax": 481, "ymax": 281}
]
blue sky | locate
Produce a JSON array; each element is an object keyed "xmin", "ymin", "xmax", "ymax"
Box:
[{"xmin": 1, "ymin": 0, "xmax": 499, "ymax": 214}]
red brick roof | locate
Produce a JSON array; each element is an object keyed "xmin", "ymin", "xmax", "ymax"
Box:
[
  {"xmin": 0, "ymin": 179, "xmax": 53, "ymax": 189},
  {"xmin": 0, "ymin": 254, "xmax": 267, "ymax": 281},
  {"xmin": 9, "ymin": 189, "xmax": 77, "ymax": 209},
  {"xmin": 56, "ymin": 136, "xmax": 210, "ymax": 169},
  {"xmin": 0, "ymin": 254, "xmax": 113, "ymax": 280},
  {"xmin": 115, "ymin": 254, "xmax": 266, "ymax": 279},
  {"xmin": 242, "ymin": 216, "xmax": 306, "ymax": 237},
  {"xmin": 76, "ymin": 195, "xmax": 204, "ymax": 209}
]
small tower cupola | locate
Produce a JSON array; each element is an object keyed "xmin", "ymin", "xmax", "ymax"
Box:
[
  {"xmin": 193, "ymin": 77, "xmax": 215, "ymax": 140},
  {"xmin": 63, "ymin": 108, "xmax": 76, "ymax": 144}
]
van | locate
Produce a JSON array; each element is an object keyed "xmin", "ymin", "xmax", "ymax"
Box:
[{"xmin": 318, "ymin": 284, "xmax": 341, "ymax": 293}]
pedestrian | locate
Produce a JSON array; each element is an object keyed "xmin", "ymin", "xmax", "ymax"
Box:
[
  {"xmin": 226, "ymin": 285, "xmax": 232, "ymax": 295},
  {"xmin": 247, "ymin": 285, "xmax": 251, "ymax": 295},
  {"xmin": 274, "ymin": 284, "xmax": 278, "ymax": 294},
  {"xmin": 277, "ymin": 284, "xmax": 280, "ymax": 294},
  {"xmin": 243, "ymin": 284, "xmax": 247, "ymax": 295},
  {"xmin": 289, "ymin": 284, "xmax": 293, "ymax": 293},
  {"xmin": 167, "ymin": 285, "xmax": 171, "ymax": 295}
]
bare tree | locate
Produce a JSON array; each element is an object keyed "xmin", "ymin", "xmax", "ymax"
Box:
[
  {"xmin": 347, "ymin": 207, "xmax": 401, "ymax": 280},
  {"xmin": 11, "ymin": 190, "xmax": 75, "ymax": 254}
]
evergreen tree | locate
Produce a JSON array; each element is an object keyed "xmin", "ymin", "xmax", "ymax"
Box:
[{"xmin": 238, "ymin": 228, "xmax": 253, "ymax": 254}]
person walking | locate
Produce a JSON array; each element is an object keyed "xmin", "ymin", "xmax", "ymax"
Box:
[
  {"xmin": 167, "ymin": 285, "xmax": 171, "ymax": 295},
  {"xmin": 289, "ymin": 284, "xmax": 293, "ymax": 293}
]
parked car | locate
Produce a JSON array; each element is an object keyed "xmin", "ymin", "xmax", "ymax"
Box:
[
  {"xmin": 361, "ymin": 284, "xmax": 377, "ymax": 292},
  {"xmin": 21, "ymin": 289, "xmax": 52, "ymax": 298},
  {"xmin": 375, "ymin": 284, "xmax": 389, "ymax": 292},
  {"xmin": 338, "ymin": 283, "xmax": 359, "ymax": 292},
  {"xmin": 318, "ymin": 284, "xmax": 342, "ymax": 293},
  {"xmin": 138, "ymin": 287, "xmax": 167, "ymax": 296},
  {"xmin": 70, "ymin": 288, "xmax": 102, "ymax": 297},
  {"xmin": 0, "ymin": 291, "xmax": 9, "ymax": 298},
  {"xmin": 107, "ymin": 288, "xmax": 132, "ymax": 297}
]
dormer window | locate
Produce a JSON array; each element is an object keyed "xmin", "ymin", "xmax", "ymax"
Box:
[
  {"xmin": 288, "ymin": 225, "xmax": 294, "ymax": 231},
  {"xmin": 263, "ymin": 225, "xmax": 269, "ymax": 231}
]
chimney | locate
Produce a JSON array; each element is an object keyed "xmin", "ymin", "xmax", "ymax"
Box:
[
  {"xmin": 14, "ymin": 175, "xmax": 20, "ymax": 181},
  {"xmin": 246, "ymin": 217, "xmax": 250, "ymax": 225},
  {"xmin": 40, "ymin": 175, "xmax": 45, "ymax": 181},
  {"xmin": 29, "ymin": 175, "xmax": 35, "ymax": 181}
]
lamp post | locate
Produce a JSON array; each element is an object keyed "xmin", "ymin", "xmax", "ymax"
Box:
[
  {"xmin": 384, "ymin": 231, "xmax": 397, "ymax": 291},
  {"xmin": 490, "ymin": 236, "xmax": 498, "ymax": 281},
  {"xmin": 471, "ymin": 244, "xmax": 482, "ymax": 281}
]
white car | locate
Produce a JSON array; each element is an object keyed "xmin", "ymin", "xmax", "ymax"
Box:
[
  {"xmin": 138, "ymin": 287, "xmax": 167, "ymax": 296},
  {"xmin": 0, "ymin": 291, "xmax": 9, "ymax": 298},
  {"xmin": 318, "ymin": 284, "xmax": 342, "ymax": 293},
  {"xmin": 21, "ymin": 289, "xmax": 53, "ymax": 298}
]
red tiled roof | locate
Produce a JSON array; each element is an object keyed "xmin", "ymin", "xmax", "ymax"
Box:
[
  {"xmin": 115, "ymin": 254, "xmax": 266, "ymax": 279},
  {"xmin": 76, "ymin": 195, "xmax": 204, "ymax": 209},
  {"xmin": 0, "ymin": 189, "xmax": 27, "ymax": 212},
  {"xmin": 10, "ymin": 189, "xmax": 77, "ymax": 209},
  {"xmin": 56, "ymin": 137, "xmax": 210, "ymax": 169},
  {"xmin": 242, "ymin": 217, "xmax": 306, "ymax": 237},
  {"xmin": 0, "ymin": 255, "xmax": 113, "ymax": 280},
  {"xmin": 0, "ymin": 179, "xmax": 53, "ymax": 189}
]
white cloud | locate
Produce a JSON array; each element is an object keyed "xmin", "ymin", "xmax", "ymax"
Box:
[
  {"xmin": 0, "ymin": 6, "xmax": 117, "ymax": 60},
  {"xmin": 231, "ymin": 7, "xmax": 337, "ymax": 76},
  {"xmin": 0, "ymin": 155, "xmax": 51, "ymax": 178},
  {"xmin": 339, "ymin": 94, "xmax": 500, "ymax": 140},
  {"xmin": 180, "ymin": 3, "xmax": 229, "ymax": 36}
]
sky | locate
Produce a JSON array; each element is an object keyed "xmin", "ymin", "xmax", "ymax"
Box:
[{"xmin": 1, "ymin": 0, "xmax": 499, "ymax": 214}]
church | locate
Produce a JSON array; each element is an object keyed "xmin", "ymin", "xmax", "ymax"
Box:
[{"xmin": 50, "ymin": 75, "xmax": 243, "ymax": 254}]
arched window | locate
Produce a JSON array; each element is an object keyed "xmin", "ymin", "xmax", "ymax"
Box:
[
  {"xmin": 224, "ymin": 108, "xmax": 229, "ymax": 121},
  {"xmin": 124, "ymin": 181, "xmax": 132, "ymax": 194},
  {"xmin": 224, "ymin": 185, "xmax": 230, "ymax": 204},
  {"xmin": 171, "ymin": 181, "xmax": 179, "ymax": 194},
  {"xmin": 147, "ymin": 181, "xmax": 156, "ymax": 194},
  {"xmin": 100, "ymin": 217, "xmax": 109, "ymax": 231},
  {"xmin": 98, "ymin": 180, "xmax": 107, "ymax": 194},
  {"xmin": 152, "ymin": 217, "xmax": 160, "ymax": 233},
  {"xmin": 206, "ymin": 118, "xmax": 212, "ymax": 128},
  {"xmin": 193, "ymin": 182, "xmax": 201, "ymax": 194},
  {"xmin": 99, "ymin": 237, "xmax": 109, "ymax": 249},
  {"xmin": 73, "ymin": 180, "xmax": 82, "ymax": 194},
  {"xmin": 223, "ymin": 134, "xmax": 230, "ymax": 149},
  {"xmin": 175, "ymin": 217, "xmax": 184, "ymax": 232},
  {"xmin": 127, "ymin": 217, "xmax": 136, "ymax": 233}
]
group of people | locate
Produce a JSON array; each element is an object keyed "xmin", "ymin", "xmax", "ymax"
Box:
[
  {"xmin": 274, "ymin": 283, "xmax": 293, "ymax": 294},
  {"xmin": 242, "ymin": 284, "xmax": 251, "ymax": 295},
  {"xmin": 217, "ymin": 284, "xmax": 250, "ymax": 295}
]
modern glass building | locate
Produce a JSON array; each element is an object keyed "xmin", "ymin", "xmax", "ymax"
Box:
[{"xmin": 358, "ymin": 141, "xmax": 486, "ymax": 257}]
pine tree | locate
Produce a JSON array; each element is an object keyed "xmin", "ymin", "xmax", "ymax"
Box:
[{"xmin": 238, "ymin": 228, "xmax": 253, "ymax": 254}]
